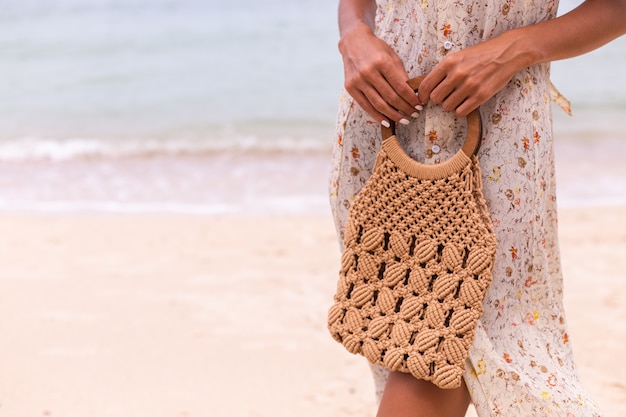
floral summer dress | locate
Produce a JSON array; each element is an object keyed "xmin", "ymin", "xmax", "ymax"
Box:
[{"xmin": 328, "ymin": 0, "xmax": 602, "ymax": 416}]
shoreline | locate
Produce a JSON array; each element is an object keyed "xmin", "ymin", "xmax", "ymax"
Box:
[
  {"xmin": 1, "ymin": 136, "xmax": 626, "ymax": 215},
  {"xmin": 0, "ymin": 206, "xmax": 624, "ymax": 416}
]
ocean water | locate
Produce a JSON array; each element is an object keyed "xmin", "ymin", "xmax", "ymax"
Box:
[
  {"xmin": 0, "ymin": 0, "xmax": 625, "ymax": 213},
  {"xmin": 0, "ymin": 0, "xmax": 342, "ymax": 152}
]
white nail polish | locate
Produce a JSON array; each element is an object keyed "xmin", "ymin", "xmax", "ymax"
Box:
[
  {"xmin": 381, "ymin": 120, "xmax": 391, "ymax": 128},
  {"xmin": 411, "ymin": 112, "xmax": 419, "ymax": 118},
  {"xmin": 415, "ymin": 104, "xmax": 424, "ymax": 111},
  {"xmin": 399, "ymin": 118, "xmax": 410, "ymax": 125}
]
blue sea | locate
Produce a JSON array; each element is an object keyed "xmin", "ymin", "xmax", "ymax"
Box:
[{"xmin": 0, "ymin": 0, "xmax": 625, "ymax": 213}]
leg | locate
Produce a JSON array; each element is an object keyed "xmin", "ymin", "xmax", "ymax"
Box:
[{"xmin": 376, "ymin": 371, "xmax": 471, "ymax": 417}]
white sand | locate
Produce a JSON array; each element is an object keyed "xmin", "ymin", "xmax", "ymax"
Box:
[{"xmin": 0, "ymin": 207, "xmax": 624, "ymax": 416}]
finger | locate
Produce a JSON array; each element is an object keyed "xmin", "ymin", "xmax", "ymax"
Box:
[
  {"xmin": 375, "ymin": 77, "xmax": 422, "ymax": 119},
  {"xmin": 428, "ymin": 77, "xmax": 459, "ymax": 106},
  {"xmin": 344, "ymin": 66, "xmax": 400, "ymax": 125},
  {"xmin": 362, "ymin": 82, "xmax": 412, "ymax": 124},
  {"xmin": 417, "ymin": 69, "xmax": 447, "ymax": 104},
  {"xmin": 382, "ymin": 56, "xmax": 424, "ymax": 113},
  {"xmin": 442, "ymin": 78, "xmax": 488, "ymax": 116},
  {"xmin": 343, "ymin": 62, "xmax": 390, "ymax": 124},
  {"xmin": 440, "ymin": 88, "xmax": 468, "ymax": 113},
  {"xmin": 453, "ymin": 96, "xmax": 481, "ymax": 117},
  {"xmin": 350, "ymin": 89, "xmax": 392, "ymax": 127},
  {"xmin": 361, "ymin": 57, "xmax": 421, "ymax": 120}
]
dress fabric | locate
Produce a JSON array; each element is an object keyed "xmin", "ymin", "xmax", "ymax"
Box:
[{"xmin": 328, "ymin": 0, "xmax": 602, "ymax": 416}]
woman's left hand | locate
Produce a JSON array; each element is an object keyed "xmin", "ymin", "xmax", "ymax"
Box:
[
  {"xmin": 417, "ymin": 29, "xmax": 535, "ymax": 116},
  {"xmin": 419, "ymin": 0, "xmax": 626, "ymax": 116}
]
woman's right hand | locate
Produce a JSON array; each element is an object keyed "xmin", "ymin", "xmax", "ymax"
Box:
[{"xmin": 339, "ymin": 23, "xmax": 423, "ymax": 127}]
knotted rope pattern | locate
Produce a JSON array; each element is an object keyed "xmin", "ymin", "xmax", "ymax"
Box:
[{"xmin": 327, "ymin": 139, "xmax": 497, "ymax": 389}]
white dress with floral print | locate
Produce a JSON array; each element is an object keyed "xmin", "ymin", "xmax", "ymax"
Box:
[{"xmin": 328, "ymin": 0, "xmax": 602, "ymax": 415}]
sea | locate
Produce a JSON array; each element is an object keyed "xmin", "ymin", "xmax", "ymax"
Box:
[{"xmin": 0, "ymin": 0, "xmax": 625, "ymax": 214}]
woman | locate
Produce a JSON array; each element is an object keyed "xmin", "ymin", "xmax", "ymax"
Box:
[{"xmin": 328, "ymin": 0, "xmax": 626, "ymax": 416}]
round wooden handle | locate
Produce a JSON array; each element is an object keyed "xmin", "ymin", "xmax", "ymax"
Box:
[{"xmin": 380, "ymin": 76, "xmax": 483, "ymax": 157}]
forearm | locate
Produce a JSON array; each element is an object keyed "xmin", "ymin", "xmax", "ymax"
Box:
[
  {"xmin": 515, "ymin": 0, "xmax": 626, "ymax": 65},
  {"xmin": 338, "ymin": 0, "xmax": 377, "ymax": 38}
]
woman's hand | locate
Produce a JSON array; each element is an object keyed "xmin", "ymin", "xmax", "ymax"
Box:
[
  {"xmin": 418, "ymin": 0, "xmax": 626, "ymax": 117},
  {"xmin": 339, "ymin": 23, "xmax": 423, "ymax": 126},
  {"xmin": 417, "ymin": 30, "xmax": 535, "ymax": 117}
]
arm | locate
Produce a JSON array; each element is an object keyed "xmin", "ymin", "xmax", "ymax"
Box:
[
  {"xmin": 338, "ymin": 0, "xmax": 422, "ymax": 126},
  {"xmin": 419, "ymin": 0, "xmax": 626, "ymax": 116}
]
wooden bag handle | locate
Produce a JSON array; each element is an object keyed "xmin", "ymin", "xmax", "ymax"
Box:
[{"xmin": 380, "ymin": 76, "xmax": 483, "ymax": 157}]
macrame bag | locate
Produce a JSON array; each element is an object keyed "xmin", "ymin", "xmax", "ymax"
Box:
[{"xmin": 327, "ymin": 76, "xmax": 497, "ymax": 389}]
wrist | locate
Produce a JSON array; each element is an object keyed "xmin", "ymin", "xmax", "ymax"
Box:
[
  {"xmin": 338, "ymin": 21, "xmax": 376, "ymax": 55},
  {"xmin": 484, "ymin": 27, "xmax": 544, "ymax": 78},
  {"xmin": 500, "ymin": 27, "xmax": 545, "ymax": 68}
]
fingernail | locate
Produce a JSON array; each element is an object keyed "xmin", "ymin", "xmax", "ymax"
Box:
[
  {"xmin": 411, "ymin": 112, "xmax": 419, "ymax": 118},
  {"xmin": 399, "ymin": 118, "xmax": 410, "ymax": 125},
  {"xmin": 381, "ymin": 120, "xmax": 391, "ymax": 128},
  {"xmin": 415, "ymin": 104, "xmax": 424, "ymax": 111}
]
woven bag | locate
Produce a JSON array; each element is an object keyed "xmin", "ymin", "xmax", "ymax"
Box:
[{"xmin": 327, "ymin": 76, "xmax": 497, "ymax": 389}]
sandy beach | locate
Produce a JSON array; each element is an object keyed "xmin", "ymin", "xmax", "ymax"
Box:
[
  {"xmin": 2, "ymin": 1, "xmax": 625, "ymax": 415},
  {"xmin": 0, "ymin": 206, "xmax": 624, "ymax": 417}
]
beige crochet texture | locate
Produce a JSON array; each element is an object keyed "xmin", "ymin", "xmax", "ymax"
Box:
[{"xmin": 327, "ymin": 81, "xmax": 497, "ymax": 389}]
